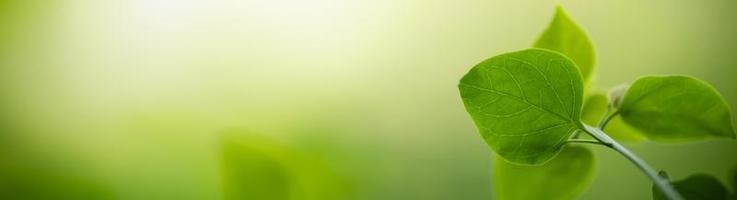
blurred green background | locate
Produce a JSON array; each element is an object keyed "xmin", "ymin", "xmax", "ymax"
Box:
[{"xmin": 1, "ymin": 0, "xmax": 736, "ymax": 199}]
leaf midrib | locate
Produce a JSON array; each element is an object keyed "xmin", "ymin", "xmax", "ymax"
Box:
[{"xmin": 460, "ymin": 83, "xmax": 573, "ymax": 123}]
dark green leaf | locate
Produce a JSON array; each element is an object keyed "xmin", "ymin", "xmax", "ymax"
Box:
[
  {"xmin": 494, "ymin": 145, "xmax": 595, "ymax": 200},
  {"xmin": 730, "ymin": 167, "xmax": 737, "ymax": 198},
  {"xmin": 0, "ymin": 148, "xmax": 114, "ymax": 200},
  {"xmin": 619, "ymin": 76, "xmax": 736, "ymax": 142},
  {"xmin": 459, "ymin": 48, "xmax": 584, "ymax": 165},
  {"xmin": 653, "ymin": 174, "xmax": 728, "ymax": 200},
  {"xmin": 534, "ymin": 6, "xmax": 595, "ymax": 83}
]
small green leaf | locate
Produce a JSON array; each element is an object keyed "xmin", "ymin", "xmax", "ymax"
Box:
[
  {"xmin": 494, "ymin": 145, "xmax": 595, "ymax": 200},
  {"xmin": 534, "ymin": 6, "xmax": 595, "ymax": 83},
  {"xmin": 619, "ymin": 76, "xmax": 737, "ymax": 142},
  {"xmin": 653, "ymin": 174, "xmax": 728, "ymax": 200},
  {"xmin": 458, "ymin": 48, "xmax": 584, "ymax": 165},
  {"xmin": 580, "ymin": 93, "xmax": 645, "ymax": 142}
]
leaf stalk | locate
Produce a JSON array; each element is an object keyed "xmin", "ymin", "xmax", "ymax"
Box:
[
  {"xmin": 596, "ymin": 109, "xmax": 619, "ymax": 129},
  {"xmin": 566, "ymin": 139, "xmax": 608, "ymax": 147},
  {"xmin": 581, "ymin": 124, "xmax": 684, "ymax": 200}
]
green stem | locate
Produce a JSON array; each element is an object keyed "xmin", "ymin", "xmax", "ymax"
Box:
[
  {"xmin": 581, "ymin": 124, "xmax": 683, "ymax": 200},
  {"xmin": 566, "ymin": 139, "xmax": 607, "ymax": 147},
  {"xmin": 596, "ymin": 109, "xmax": 619, "ymax": 129}
]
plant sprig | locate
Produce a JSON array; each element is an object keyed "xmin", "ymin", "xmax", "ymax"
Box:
[{"xmin": 458, "ymin": 6, "xmax": 736, "ymax": 200}]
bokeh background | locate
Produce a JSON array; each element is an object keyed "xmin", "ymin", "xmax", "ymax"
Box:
[{"xmin": 1, "ymin": 0, "xmax": 736, "ymax": 199}]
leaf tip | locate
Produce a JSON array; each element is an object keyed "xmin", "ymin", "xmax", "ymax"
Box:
[
  {"xmin": 552, "ymin": 5, "xmax": 573, "ymax": 22},
  {"xmin": 554, "ymin": 5, "xmax": 566, "ymax": 15}
]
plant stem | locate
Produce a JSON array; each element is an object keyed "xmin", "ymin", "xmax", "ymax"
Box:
[
  {"xmin": 581, "ymin": 124, "xmax": 684, "ymax": 200},
  {"xmin": 566, "ymin": 139, "xmax": 607, "ymax": 146},
  {"xmin": 596, "ymin": 108, "xmax": 619, "ymax": 129}
]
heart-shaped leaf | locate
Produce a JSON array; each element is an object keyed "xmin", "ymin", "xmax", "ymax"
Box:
[
  {"xmin": 619, "ymin": 76, "xmax": 736, "ymax": 142},
  {"xmin": 653, "ymin": 174, "xmax": 728, "ymax": 200},
  {"xmin": 534, "ymin": 6, "xmax": 595, "ymax": 83},
  {"xmin": 459, "ymin": 48, "xmax": 584, "ymax": 165},
  {"xmin": 494, "ymin": 145, "xmax": 595, "ymax": 200}
]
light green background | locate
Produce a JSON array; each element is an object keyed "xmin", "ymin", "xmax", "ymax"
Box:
[{"xmin": 1, "ymin": 0, "xmax": 736, "ymax": 199}]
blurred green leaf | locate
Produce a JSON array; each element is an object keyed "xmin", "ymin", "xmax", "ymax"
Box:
[
  {"xmin": 653, "ymin": 174, "xmax": 728, "ymax": 200},
  {"xmin": 619, "ymin": 76, "xmax": 736, "ymax": 142},
  {"xmin": 533, "ymin": 6, "xmax": 595, "ymax": 83},
  {"xmin": 458, "ymin": 48, "xmax": 584, "ymax": 165},
  {"xmin": 220, "ymin": 131, "xmax": 349, "ymax": 200},
  {"xmin": 221, "ymin": 137, "xmax": 292, "ymax": 200},
  {"xmin": 494, "ymin": 145, "xmax": 595, "ymax": 200},
  {"xmin": 730, "ymin": 167, "xmax": 737, "ymax": 200},
  {"xmin": 580, "ymin": 93, "xmax": 645, "ymax": 142},
  {"xmin": 0, "ymin": 147, "xmax": 114, "ymax": 200},
  {"xmin": 581, "ymin": 93, "xmax": 607, "ymax": 126}
]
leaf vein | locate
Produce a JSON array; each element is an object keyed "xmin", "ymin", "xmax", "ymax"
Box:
[{"xmin": 459, "ymin": 83, "xmax": 571, "ymax": 122}]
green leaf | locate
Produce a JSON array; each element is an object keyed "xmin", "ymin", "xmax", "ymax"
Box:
[
  {"xmin": 653, "ymin": 174, "xmax": 728, "ymax": 200},
  {"xmin": 534, "ymin": 6, "xmax": 595, "ymax": 83},
  {"xmin": 730, "ymin": 167, "xmax": 737, "ymax": 197},
  {"xmin": 220, "ymin": 132, "xmax": 349, "ymax": 200},
  {"xmin": 605, "ymin": 117, "xmax": 647, "ymax": 142},
  {"xmin": 221, "ymin": 135, "xmax": 293, "ymax": 200},
  {"xmin": 494, "ymin": 145, "xmax": 595, "ymax": 200},
  {"xmin": 458, "ymin": 48, "xmax": 584, "ymax": 165},
  {"xmin": 580, "ymin": 93, "xmax": 645, "ymax": 142},
  {"xmin": 0, "ymin": 148, "xmax": 114, "ymax": 200},
  {"xmin": 618, "ymin": 76, "xmax": 737, "ymax": 142},
  {"xmin": 581, "ymin": 93, "xmax": 607, "ymax": 126}
]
